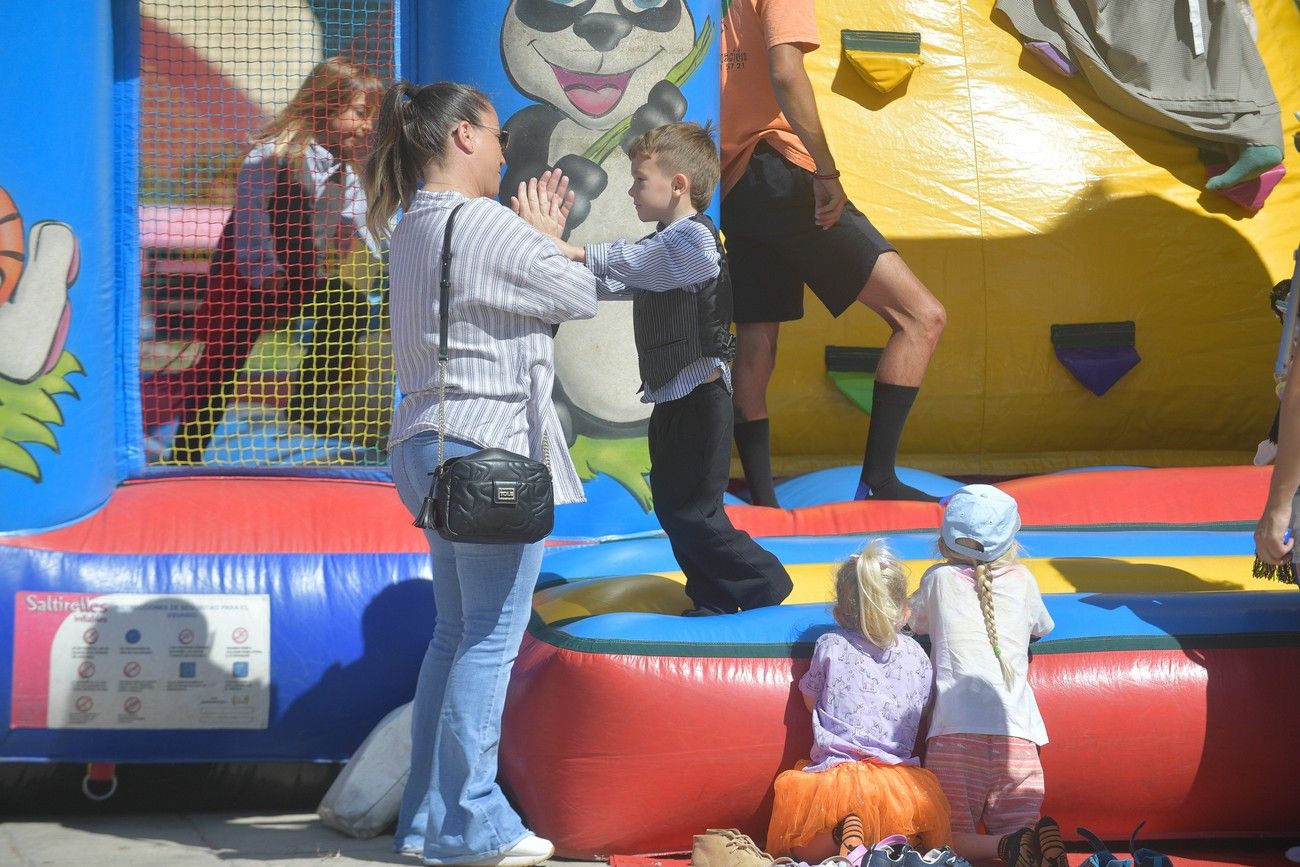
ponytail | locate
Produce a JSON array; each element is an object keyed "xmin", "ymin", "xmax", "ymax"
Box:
[
  {"xmin": 362, "ymin": 80, "xmax": 490, "ymax": 240},
  {"xmin": 833, "ymin": 539, "xmax": 908, "ymax": 649}
]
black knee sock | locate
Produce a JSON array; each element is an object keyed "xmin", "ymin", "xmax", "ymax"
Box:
[
  {"xmin": 733, "ymin": 418, "xmax": 780, "ymax": 508},
  {"xmin": 856, "ymin": 382, "xmax": 936, "ymax": 502}
]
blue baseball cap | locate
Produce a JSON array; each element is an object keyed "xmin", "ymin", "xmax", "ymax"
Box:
[{"xmin": 940, "ymin": 484, "xmax": 1021, "ymax": 562}]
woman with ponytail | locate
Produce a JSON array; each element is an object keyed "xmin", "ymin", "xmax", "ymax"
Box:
[
  {"xmin": 909, "ymin": 485, "xmax": 1067, "ymax": 867},
  {"xmin": 362, "ymin": 81, "xmax": 600, "ymax": 866},
  {"xmin": 765, "ymin": 540, "xmax": 952, "ymax": 861}
]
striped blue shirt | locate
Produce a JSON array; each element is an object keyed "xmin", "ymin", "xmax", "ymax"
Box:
[
  {"xmin": 584, "ymin": 214, "xmax": 733, "ymax": 404},
  {"xmin": 388, "ymin": 191, "xmax": 599, "ymax": 505}
]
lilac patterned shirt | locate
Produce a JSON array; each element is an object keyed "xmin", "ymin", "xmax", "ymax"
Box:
[{"xmin": 799, "ymin": 629, "xmax": 933, "ymax": 771}]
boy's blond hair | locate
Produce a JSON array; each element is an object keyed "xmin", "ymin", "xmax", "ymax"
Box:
[{"xmin": 626, "ymin": 121, "xmax": 720, "ymax": 211}]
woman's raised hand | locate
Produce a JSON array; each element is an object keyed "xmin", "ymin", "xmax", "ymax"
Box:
[{"xmin": 512, "ymin": 169, "xmax": 575, "ymax": 240}]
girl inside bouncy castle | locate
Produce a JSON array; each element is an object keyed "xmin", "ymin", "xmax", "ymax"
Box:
[{"xmin": 162, "ymin": 56, "xmax": 384, "ymax": 463}]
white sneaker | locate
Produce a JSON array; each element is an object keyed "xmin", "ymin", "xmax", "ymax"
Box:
[{"xmin": 432, "ymin": 834, "xmax": 556, "ymax": 867}]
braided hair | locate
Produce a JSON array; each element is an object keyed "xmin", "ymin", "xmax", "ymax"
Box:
[{"xmin": 940, "ymin": 540, "xmax": 1019, "ymax": 689}]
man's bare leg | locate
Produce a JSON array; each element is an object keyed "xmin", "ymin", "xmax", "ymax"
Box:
[{"xmin": 855, "ymin": 252, "xmax": 946, "ymax": 500}]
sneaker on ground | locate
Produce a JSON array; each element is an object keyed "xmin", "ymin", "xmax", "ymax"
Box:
[{"xmin": 431, "ymin": 834, "xmax": 555, "ymax": 867}]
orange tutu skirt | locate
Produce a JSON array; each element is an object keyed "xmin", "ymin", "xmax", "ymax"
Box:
[{"xmin": 766, "ymin": 759, "xmax": 952, "ymax": 856}]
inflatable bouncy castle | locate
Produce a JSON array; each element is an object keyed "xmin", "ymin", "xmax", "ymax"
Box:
[{"xmin": 2, "ymin": 1, "xmax": 1299, "ymax": 863}]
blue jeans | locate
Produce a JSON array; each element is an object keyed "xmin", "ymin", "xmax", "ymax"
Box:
[{"xmin": 390, "ymin": 430, "xmax": 545, "ymax": 864}]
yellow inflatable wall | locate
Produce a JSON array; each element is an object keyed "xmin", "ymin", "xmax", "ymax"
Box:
[{"xmin": 765, "ymin": 0, "xmax": 1300, "ymax": 475}]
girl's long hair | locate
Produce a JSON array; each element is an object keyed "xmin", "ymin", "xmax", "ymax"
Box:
[
  {"xmin": 833, "ymin": 539, "xmax": 908, "ymax": 649},
  {"xmin": 256, "ymin": 57, "xmax": 383, "ymax": 170},
  {"xmin": 363, "ymin": 81, "xmax": 490, "ymax": 240},
  {"xmin": 938, "ymin": 540, "xmax": 1021, "ymax": 689}
]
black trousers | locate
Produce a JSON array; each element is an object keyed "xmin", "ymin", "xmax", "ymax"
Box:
[{"xmin": 648, "ymin": 379, "xmax": 794, "ymax": 611}]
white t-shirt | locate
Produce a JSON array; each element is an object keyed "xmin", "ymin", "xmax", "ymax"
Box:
[{"xmin": 907, "ymin": 562, "xmax": 1055, "ymax": 745}]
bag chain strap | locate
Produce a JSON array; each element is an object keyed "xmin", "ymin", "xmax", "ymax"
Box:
[
  {"xmin": 435, "ymin": 202, "xmax": 550, "ymax": 475},
  {"xmin": 435, "ymin": 204, "xmax": 463, "ymax": 473}
]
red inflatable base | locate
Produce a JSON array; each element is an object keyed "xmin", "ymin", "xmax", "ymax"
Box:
[
  {"xmin": 611, "ymin": 848, "xmax": 1298, "ymax": 867},
  {"xmin": 725, "ymin": 466, "xmax": 1270, "ymax": 538},
  {"xmin": 500, "ymin": 635, "xmax": 1300, "ymax": 859}
]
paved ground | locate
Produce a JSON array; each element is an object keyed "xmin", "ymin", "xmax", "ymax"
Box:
[
  {"xmin": 4, "ymin": 813, "xmax": 1298, "ymax": 867},
  {"xmin": 0, "ymin": 813, "xmax": 603, "ymax": 867}
]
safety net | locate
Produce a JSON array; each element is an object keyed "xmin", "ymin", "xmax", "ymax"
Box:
[{"xmin": 138, "ymin": 0, "xmax": 395, "ymax": 469}]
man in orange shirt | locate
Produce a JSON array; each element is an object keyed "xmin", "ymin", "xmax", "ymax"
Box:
[{"xmin": 721, "ymin": 0, "xmax": 945, "ymax": 505}]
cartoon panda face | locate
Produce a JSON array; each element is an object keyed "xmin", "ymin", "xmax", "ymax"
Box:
[{"xmin": 502, "ymin": 0, "xmax": 696, "ymax": 131}]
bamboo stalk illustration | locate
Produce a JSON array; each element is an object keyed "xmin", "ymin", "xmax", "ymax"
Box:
[{"xmin": 581, "ymin": 16, "xmax": 715, "ymax": 165}]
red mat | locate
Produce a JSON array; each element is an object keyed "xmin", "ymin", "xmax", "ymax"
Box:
[
  {"xmin": 606, "ymin": 843, "xmax": 1294, "ymax": 867},
  {"xmin": 609, "ymin": 855, "xmax": 689, "ymax": 867}
]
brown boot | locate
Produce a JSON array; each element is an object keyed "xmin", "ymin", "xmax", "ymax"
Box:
[{"xmin": 690, "ymin": 829, "xmax": 775, "ymax": 867}]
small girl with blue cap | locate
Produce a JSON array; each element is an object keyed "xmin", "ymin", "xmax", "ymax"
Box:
[{"xmin": 908, "ymin": 485, "xmax": 1067, "ymax": 867}]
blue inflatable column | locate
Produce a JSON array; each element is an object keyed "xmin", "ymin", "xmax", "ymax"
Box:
[{"xmin": 0, "ymin": 1, "xmax": 123, "ymax": 532}]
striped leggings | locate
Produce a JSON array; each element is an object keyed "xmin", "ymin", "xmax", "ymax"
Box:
[{"xmin": 924, "ymin": 734, "xmax": 1045, "ymax": 835}]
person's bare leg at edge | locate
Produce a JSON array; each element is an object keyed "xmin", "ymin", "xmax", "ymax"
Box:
[{"xmin": 733, "ymin": 251, "xmax": 945, "ymax": 507}]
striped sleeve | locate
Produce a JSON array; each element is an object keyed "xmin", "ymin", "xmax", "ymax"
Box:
[
  {"xmin": 523, "ymin": 245, "xmax": 600, "ymax": 323},
  {"xmin": 584, "ymin": 218, "xmax": 720, "ymax": 293},
  {"xmin": 595, "ymin": 274, "xmax": 630, "ymax": 301},
  {"xmin": 464, "ymin": 199, "xmax": 599, "ymax": 324}
]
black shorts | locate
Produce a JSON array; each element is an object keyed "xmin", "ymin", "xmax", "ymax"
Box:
[{"xmin": 721, "ymin": 142, "xmax": 896, "ymax": 323}]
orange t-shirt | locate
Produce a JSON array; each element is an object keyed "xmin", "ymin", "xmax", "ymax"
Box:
[{"xmin": 720, "ymin": 0, "xmax": 821, "ymax": 196}]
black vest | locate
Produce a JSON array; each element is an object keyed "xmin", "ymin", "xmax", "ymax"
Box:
[{"xmin": 632, "ymin": 213, "xmax": 737, "ymax": 392}]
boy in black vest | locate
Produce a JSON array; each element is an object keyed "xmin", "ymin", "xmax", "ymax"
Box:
[{"xmin": 528, "ymin": 122, "xmax": 793, "ymax": 615}]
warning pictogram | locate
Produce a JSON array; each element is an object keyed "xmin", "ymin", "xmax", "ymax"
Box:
[{"xmin": 14, "ymin": 591, "xmax": 270, "ymax": 731}]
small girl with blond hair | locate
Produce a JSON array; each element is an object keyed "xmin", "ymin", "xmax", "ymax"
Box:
[
  {"xmin": 908, "ymin": 485, "xmax": 1067, "ymax": 867},
  {"xmin": 766, "ymin": 540, "xmax": 952, "ymax": 862}
]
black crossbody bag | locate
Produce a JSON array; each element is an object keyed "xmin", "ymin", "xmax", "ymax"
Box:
[{"xmin": 412, "ymin": 203, "xmax": 555, "ymax": 544}]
